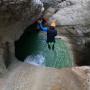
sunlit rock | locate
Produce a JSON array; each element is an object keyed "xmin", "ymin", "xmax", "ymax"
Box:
[
  {"xmin": 2, "ymin": 63, "xmax": 90, "ymax": 90},
  {"xmin": 53, "ymin": 0, "xmax": 90, "ymax": 25}
]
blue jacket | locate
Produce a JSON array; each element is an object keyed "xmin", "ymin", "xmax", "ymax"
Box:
[{"xmin": 38, "ymin": 23, "xmax": 48, "ymax": 32}]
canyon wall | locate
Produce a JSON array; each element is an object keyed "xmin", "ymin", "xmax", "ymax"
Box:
[
  {"xmin": 0, "ymin": 0, "xmax": 44, "ymax": 73},
  {"xmin": 0, "ymin": 0, "xmax": 90, "ymax": 79},
  {"xmin": 0, "ymin": 0, "xmax": 90, "ymax": 90}
]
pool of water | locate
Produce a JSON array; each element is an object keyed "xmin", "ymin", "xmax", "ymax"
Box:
[{"xmin": 15, "ymin": 30, "xmax": 74, "ymax": 68}]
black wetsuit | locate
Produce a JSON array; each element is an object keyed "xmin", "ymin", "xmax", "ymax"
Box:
[
  {"xmin": 39, "ymin": 23, "xmax": 57, "ymax": 50},
  {"xmin": 47, "ymin": 28, "xmax": 57, "ymax": 43}
]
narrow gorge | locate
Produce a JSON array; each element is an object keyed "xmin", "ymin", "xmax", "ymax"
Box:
[{"xmin": 0, "ymin": 0, "xmax": 90, "ymax": 90}]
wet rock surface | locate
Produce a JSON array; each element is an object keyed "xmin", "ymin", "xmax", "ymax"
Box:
[{"xmin": 0, "ymin": 62, "xmax": 90, "ymax": 90}]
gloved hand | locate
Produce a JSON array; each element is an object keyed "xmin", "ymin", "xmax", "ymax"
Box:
[{"xmin": 38, "ymin": 20, "xmax": 42, "ymax": 23}]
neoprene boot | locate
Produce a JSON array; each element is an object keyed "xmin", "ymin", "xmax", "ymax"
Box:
[
  {"xmin": 52, "ymin": 44, "xmax": 54, "ymax": 50},
  {"xmin": 48, "ymin": 44, "xmax": 51, "ymax": 50}
]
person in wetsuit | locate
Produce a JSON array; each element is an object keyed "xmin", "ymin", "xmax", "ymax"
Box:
[{"xmin": 38, "ymin": 19, "xmax": 57, "ymax": 50}]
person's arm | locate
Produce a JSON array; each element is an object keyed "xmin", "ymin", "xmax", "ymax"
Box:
[{"xmin": 39, "ymin": 23, "xmax": 48, "ymax": 32}]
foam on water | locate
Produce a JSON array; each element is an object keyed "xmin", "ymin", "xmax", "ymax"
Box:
[{"xmin": 24, "ymin": 54, "xmax": 45, "ymax": 66}]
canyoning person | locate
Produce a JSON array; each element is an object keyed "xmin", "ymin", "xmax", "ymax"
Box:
[
  {"xmin": 31, "ymin": 16, "xmax": 48, "ymax": 32},
  {"xmin": 37, "ymin": 16, "xmax": 48, "ymax": 31},
  {"xmin": 38, "ymin": 19, "xmax": 57, "ymax": 50}
]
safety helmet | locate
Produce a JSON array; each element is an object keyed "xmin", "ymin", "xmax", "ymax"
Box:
[{"xmin": 50, "ymin": 20, "xmax": 56, "ymax": 27}]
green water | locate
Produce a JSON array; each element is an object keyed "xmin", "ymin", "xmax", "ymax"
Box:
[{"xmin": 15, "ymin": 30, "xmax": 74, "ymax": 68}]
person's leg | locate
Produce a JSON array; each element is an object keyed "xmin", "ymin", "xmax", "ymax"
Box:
[
  {"xmin": 48, "ymin": 42, "xmax": 51, "ymax": 50},
  {"xmin": 52, "ymin": 42, "xmax": 55, "ymax": 50}
]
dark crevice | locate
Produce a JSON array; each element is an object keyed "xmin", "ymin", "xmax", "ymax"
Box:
[
  {"xmin": 77, "ymin": 41, "xmax": 90, "ymax": 66},
  {"xmin": 15, "ymin": 23, "xmax": 40, "ymax": 61},
  {"xmin": 3, "ymin": 41, "xmax": 11, "ymax": 68}
]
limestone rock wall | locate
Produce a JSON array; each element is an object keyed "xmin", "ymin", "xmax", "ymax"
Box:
[
  {"xmin": 0, "ymin": 0, "xmax": 44, "ymax": 73},
  {"xmin": 52, "ymin": 0, "xmax": 90, "ymax": 25},
  {"xmin": 42, "ymin": 0, "xmax": 90, "ymax": 25},
  {"xmin": 0, "ymin": 0, "xmax": 44, "ymax": 49}
]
